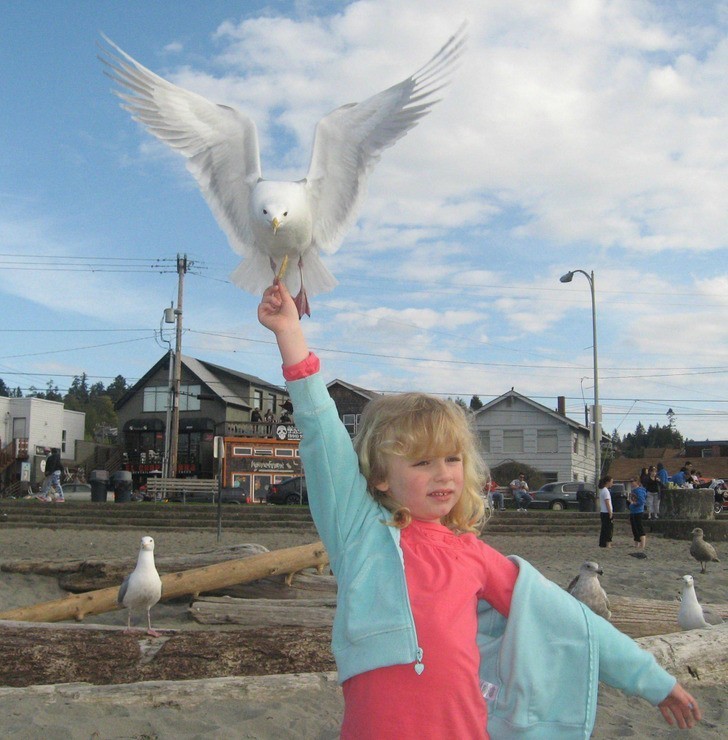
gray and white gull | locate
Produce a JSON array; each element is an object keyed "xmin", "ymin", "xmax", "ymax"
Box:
[
  {"xmin": 689, "ymin": 527, "xmax": 720, "ymax": 574},
  {"xmin": 567, "ymin": 561, "xmax": 611, "ymax": 620},
  {"xmin": 118, "ymin": 535, "xmax": 163, "ymax": 636}
]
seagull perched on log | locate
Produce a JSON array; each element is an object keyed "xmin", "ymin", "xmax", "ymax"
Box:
[
  {"xmin": 118, "ymin": 535, "xmax": 163, "ymax": 636},
  {"xmin": 567, "ymin": 561, "xmax": 611, "ymax": 620},
  {"xmin": 99, "ymin": 26, "xmax": 466, "ymax": 317},
  {"xmin": 689, "ymin": 527, "xmax": 720, "ymax": 574},
  {"xmin": 677, "ymin": 574, "xmax": 723, "ymax": 630}
]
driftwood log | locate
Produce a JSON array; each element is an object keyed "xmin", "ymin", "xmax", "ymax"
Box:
[
  {"xmin": 0, "ymin": 543, "xmax": 270, "ymax": 592},
  {"xmin": 0, "ymin": 541, "xmax": 328, "ymax": 623},
  {"xmin": 608, "ymin": 595, "xmax": 728, "ymax": 638},
  {"xmin": 190, "ymin": 595, "xmax": 337, "ymax": 627},
  {"xmin": 0, "ymin": 619, "xmax": 725, "ymax": 690},
  {"xmin": 0, "ymin": 621, "xmax": 335, "ymax": 688}
]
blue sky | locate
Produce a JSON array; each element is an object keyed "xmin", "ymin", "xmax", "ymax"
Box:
[{"xmin": 1, "ymin": 0, "xmax": 727, "ymax": 443}]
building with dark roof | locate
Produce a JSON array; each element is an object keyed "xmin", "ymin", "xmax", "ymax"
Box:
[{"xmin": 115, "ymin": 353, "xmax": 290, "ymax": 481}]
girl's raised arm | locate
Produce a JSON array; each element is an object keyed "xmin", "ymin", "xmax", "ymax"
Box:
[{"xmin": 258, "ymin": 280, "xmax": 310, "ymax": 367}]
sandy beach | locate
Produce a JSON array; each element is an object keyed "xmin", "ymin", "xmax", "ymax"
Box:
[{"xmin": 0, "ymin": 522, "xmax": 725, "ymax": 738}]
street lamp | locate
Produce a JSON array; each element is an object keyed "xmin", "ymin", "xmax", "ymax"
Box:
[{"xmin": 560, "ymin": 269, "xmax": 601, "ymax": 488}]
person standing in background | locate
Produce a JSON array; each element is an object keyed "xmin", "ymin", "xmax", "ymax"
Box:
[
  {"xmin": 644, "ymin": 466, "xmax": 660, "ymax": 520},
  {"xmin": 629, "ymin": 477, "xmax": 648, "ymax": 553},
  {"xmin": 39, "ymin": 447, "xmax": 64, "ymax": 503},
  {"xmin": 598, "ymin": 475, "xmax": 614, "ymax": 548}
]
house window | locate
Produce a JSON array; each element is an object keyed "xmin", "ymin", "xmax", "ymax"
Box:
[
  {"xmin": 143, "ymin": 384, "xmax": 201, "ymax": 412},
  {"xmin": 61, "ymin": 429, "xmax": 67, "ymax": 455},
  {"xmin": 253, "ymin": 390, "xmax": 263, "ymax": 411},
  {"xmin": 267, "ymin": 392, "xmax": 277, "ymax": 414},
  {"xmin": 144, "ymin": 386, "xmax": 169, "ymax": 412},
  {"xmin": 537, "ymin": 429, "xmax": 558, "ymax": 453},
  {"xmin": 343, "ymin": 414, "xmax": 361, "ymax": 436},
  {"xmin": 573, "ymin": 434, "xmax": 578, "ymax": 454},
  {"xmin": 275, "ymin": 448, "xmax": 294, "ymax": 457},
  {"xmin": 503, "ymin": 429, "xmax": 524, "ymax": 454},
  {"xmin": 479, "ymin": 430, "xmax": 491, "ymax": 453}
]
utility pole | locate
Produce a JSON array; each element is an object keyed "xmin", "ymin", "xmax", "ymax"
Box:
[{"xmin": 168, "ymin": 254, "xmax": 188, "ymax": 479}]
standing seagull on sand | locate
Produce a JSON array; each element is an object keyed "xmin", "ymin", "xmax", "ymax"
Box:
[
  {"xmin": 677, "ymin": 575, "xmax": 723, "ymax": 631},
  {"xmin": 689, "ymin": 527, "xmax": 720, "ymax": 574},
  {"xmin": 100, "ymin": 26, "xmax": 466, "ymax": 317},
  {"xmin": 118, "ymin": 536, "xmax": 163, "ymax": 636},
  {"xmin": 567, "ymin": 561, "xmax": 611, "ymax": 620}
]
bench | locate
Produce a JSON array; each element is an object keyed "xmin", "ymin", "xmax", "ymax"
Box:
[{"xmin": 145, "ymin": 478, "xmax": 220, "ymax": 504}]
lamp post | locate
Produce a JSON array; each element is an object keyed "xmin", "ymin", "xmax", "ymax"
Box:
[{"xmin": 560, "ymin": 269, "xmax": 601, "ymax": 488}]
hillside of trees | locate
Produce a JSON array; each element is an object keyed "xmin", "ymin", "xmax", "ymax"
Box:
[{"xmin": 0, "ymin": 374, "xmax": 129, "ymax": 442}]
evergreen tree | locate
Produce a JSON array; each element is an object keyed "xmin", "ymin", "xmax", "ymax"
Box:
[
  {"xmin": 105, "ymin": 375, "xmax": 129, "ymax": 404},
  {"xmin": 469, "ymin": 395, "xmax": 484, "ymax": 411},
  {"xmin": 0, "ymin": 378, "xmax": 10, "ymax": 397}
]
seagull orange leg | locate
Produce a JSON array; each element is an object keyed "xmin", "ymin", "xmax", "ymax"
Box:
[{"xmin": 293, "ymin": 256, "xmax": 310, "ymax": 318}]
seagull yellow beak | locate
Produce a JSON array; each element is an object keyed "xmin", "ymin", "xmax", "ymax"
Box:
[{"xmin": 271, "ymin": 217, "xmax": 281, "ymax": 234}]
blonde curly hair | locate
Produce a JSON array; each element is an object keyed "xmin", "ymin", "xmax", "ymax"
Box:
[{"xmin": 353, "ymin": 392, "xmax": 489, "ymax": 534}]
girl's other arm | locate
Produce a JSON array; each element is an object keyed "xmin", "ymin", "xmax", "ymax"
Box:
[{"xmin": 258, "ymin": 280, "xmax": 309, "ymax": 367}]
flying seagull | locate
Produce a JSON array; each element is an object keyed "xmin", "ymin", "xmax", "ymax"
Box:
[
  {"xmin": 100, "ymin": 27, "xmax": 466, "ymax": 316},
  {"xmin": 677, "ymin": 574, "xmax": 723, "ymax": 630},
  {"xmin": 689, "ymin": 527, "xmax": 720, "ymax": 574},
  {"xmin": 118, "ymin": 535, "xmax": 163, "ymax": 636},
  {"xmin": 567, "ymin": 561, "xmax": 611, "ymax": 620}
]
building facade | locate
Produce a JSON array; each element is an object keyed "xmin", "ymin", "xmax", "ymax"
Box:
[
  {"xmin": 473, "ymin": 390, "xmax": 600, "ymax": 484},
  {"xmin": 115, "ymin": 354, "xmax": 293, "ymax": 486},
  {"xmin": 0, "ymin": 396, "xmax": 86, "ymax": 490}
]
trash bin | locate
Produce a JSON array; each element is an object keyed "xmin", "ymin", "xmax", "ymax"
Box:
[
  {"xmin": 89, "ymin": 469, "xmax": 110, "ymax": 503},
  {"xmin": 610, "ymin": 484, "xmax": 627, "ymax": 513},
  {"xmin": 577, "ymin": 486, "xmax": 596, "ymax": 512},
  {"xmin": 112, "ymin": 470, "xmax": 133, "ymax": 503}
]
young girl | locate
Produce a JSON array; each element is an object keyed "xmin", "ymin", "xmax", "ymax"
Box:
[{"xmin": 258, "ymin": 280, "xmax": 700, "ymax": 738}]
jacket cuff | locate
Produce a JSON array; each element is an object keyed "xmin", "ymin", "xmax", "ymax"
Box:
[{"xmin": 283, "ymin": 352, "xmax": 320, "ymax": 381}]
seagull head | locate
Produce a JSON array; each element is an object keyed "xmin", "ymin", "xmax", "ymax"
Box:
[
  {"xmin": 582, "ymin": 561, "xmax": 603, "ymax": 576},
  {"xmin": 253, "ymin": 181, "xmax": 304, "ymax": 235},
  {"xmin": 680, "ymin": 574, "xmax": 694, "ymax": 587},
  {"xmin": 691, "ymin": 527, "xmax": 703, "ymax": 538},
  {"xmin": 140, "ymin": 536, "xmax": 155, "ymax": 551}
]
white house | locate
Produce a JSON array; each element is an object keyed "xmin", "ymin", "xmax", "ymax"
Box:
[
  {"xmin": 0, "ymin": 396, "xmax": 85, "ymax": 487},
  {"xmin": 474, "ymin": 390, "xmax": 599, "ymax": 484}
]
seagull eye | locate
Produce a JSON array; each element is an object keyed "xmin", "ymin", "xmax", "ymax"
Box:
[
  {"xmin": 283, "ymin": 211, "xmax": 288, "ymax": 217},
  {"xmin": 263, "ymin": 209, "xmax": 268, "ymax": 215}
]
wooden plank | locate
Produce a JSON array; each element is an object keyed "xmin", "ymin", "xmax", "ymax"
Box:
[{"xmin": 189, "ymin": 596, "xmax": 336, "ymax": 627}]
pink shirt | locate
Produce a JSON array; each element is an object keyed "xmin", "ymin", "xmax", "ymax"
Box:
[{"xmin": 341, "ymin": 520, "xmax": 518, "ymax": 739}]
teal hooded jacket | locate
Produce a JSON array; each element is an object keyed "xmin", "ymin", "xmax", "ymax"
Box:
[{"xmin": 287, "ymin": 373, "xmax": 675, "ymax": 738}]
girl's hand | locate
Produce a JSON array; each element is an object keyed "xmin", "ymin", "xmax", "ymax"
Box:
[
  {"xmin": 258, "ymin": 279, "xmax": 310, "ymax": 367},
  {"xmin": 258, "ymin": 280, "xmax": 299, "ymax": 335},
  {"xmin": 658, "ymin": 683, "xmax": 701, "ymax": 729}
]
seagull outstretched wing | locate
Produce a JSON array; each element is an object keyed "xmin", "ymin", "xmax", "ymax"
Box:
[
  {"xmin": 306, "ymin": 24, "xmax": 467, "ymax": 254},
  {"xmin": 100, "ymin": 36, "xmax": 262, "ymax": 259}
]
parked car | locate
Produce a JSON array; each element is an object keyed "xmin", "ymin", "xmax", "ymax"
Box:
[
  {"xmin": 266, "ymin": 477, "xmax": 308, "ymax": 505},
  {"xmin": 61, "ymin": 482, "xmax": 93, "ymax": 502},
  {"xmin": 531, "ymin": 481, "xmax": 596, "ymax": 511}
]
